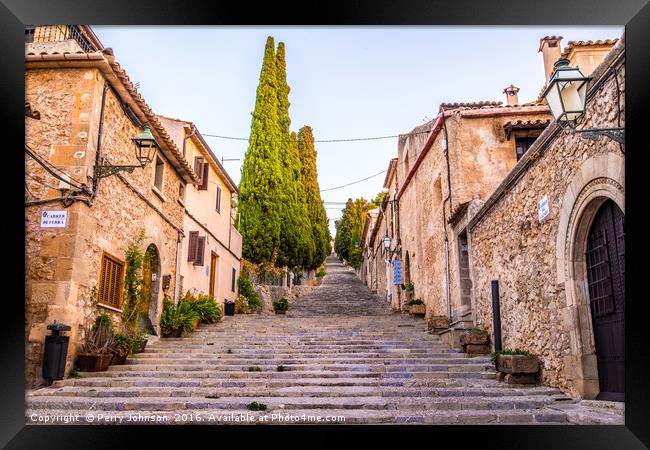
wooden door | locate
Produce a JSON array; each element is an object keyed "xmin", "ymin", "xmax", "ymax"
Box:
[
  {"xmin": 209, "ymin": 252, "xmax": 218, "ymax": 298},
  {"xmin": 585, "ymin": 199, "xmax": 625, "ymax": 401}
]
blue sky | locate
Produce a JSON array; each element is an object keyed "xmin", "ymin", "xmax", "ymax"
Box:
[{"xmin": 92, "ymin": 26, "xmax": 623, "ymax": 235}]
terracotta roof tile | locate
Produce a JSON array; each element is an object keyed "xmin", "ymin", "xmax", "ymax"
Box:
[
  {"xmin": 503, "ymin": 119, "xmax": 551, "ymax": 138},
  {"xmin": 560, "ymin": 39, "xmax": 618, "ymax": 58},
  {"xmin": 439, "ymin": 101, "xmax": 503, "ymax": 111}
]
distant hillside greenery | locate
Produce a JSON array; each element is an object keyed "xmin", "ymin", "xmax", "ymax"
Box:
[{"xmin": 238, "ymin": 36, "xmax": 330, "ymax": 271}]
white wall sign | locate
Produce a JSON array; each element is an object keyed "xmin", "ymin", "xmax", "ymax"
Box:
[
  {"xmin": 40, "ymin": 210, "xmax": 68, "ymax": 228},
  {"xmin": 538, "ymin": 195, "xmax": 550, "ymax": 222}
]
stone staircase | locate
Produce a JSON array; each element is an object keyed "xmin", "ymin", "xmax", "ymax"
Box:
[{"xmin": 26, "ymin": 255, "xmax": 587, "ymax": 425}]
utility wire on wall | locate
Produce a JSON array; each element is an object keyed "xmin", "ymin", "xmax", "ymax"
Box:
[{"xmin": 320, "ymin": 170, "xmax": 387, "ymax": 192}]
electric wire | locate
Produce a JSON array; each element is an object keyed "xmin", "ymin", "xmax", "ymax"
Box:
[
  {"xmin": 25, "ymin": 145, "xmax": 89, "ymax": 192},
  {"xmin": 320, "ymin": 170, "xmax": 387, "ymax": 192},
  {"xmin": 202, "ymin": 129, "xmax": 432, "ymax": 143}
]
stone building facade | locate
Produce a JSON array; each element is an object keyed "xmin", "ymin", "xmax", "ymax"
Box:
[
  {"xmin": 468, "ymin": 36, "xmax": 625, "ymax": 400},
  {"xmin": 158, "ymin": 116, "xmax": 242, "ymax": 305},
  {"xmin": 25, "ymin": 28, "xmax": 199, "ymax": 387},
  {"xmin": 393, "ymin": 100, "xmax": 550, "ymax": 326}
]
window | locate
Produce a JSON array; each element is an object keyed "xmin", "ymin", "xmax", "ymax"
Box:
[
  {"xmin": 25, "ymin": 26, "xmax": 35, "ymax": 43},
  {"xmin": 194, "ymin": 156, "xmax": 204, "ymax": 184},
  {"xmin": 515, "ymin": 137, "xmax": 537, "ymax": 161},
  {"xmin": 231, "ymin": 268, "xmax": 237, "ymax": 292},
  {"xmin": 216, "ymin": 186, "xmax": 222, "ymax": 213},
  {"xmin": 179, "ymin": 183, "xmax": 186, "ymax": 203},
  {"xmin": 98, "ymin": 253, "xmax": 125, "ymax": 309},
  {"xmin": 153, "ymin": 155, "xmax": 164, "ymax": 191},
  {"xmin": 199, "ymin": 162, "xmax": 209, "ymax": 191},
  {"xmin": 187, "ymin": 231, "xmax": 206, "ymax": 266}
]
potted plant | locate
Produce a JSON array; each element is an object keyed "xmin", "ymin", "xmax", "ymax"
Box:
[
  {"xmin": 77, "ymin": 313, "xmax": 115, "ymax": 372},
  {"xmin": 110, "ymin": 332, "xmax": 133, "ymax": 365},
  {"xmin": 273, "ymin": 298, "xmax": 289, "ymax": 315},
  {"xmin": 491, "ymin": 349, "xmax": 540, "ymax": 384},
  {"xmin": 160, "ymin": 297, "xmax": 199, "ymax": 337},
  {"xmin": 235, "ymin": 294, "xmax": 252, "ymax": 314},
  {"xmin": 407, "ymin": 298, "xmax": 425, "ymax": 315},
  {"xmin": 460, "ymin": 328, "xmax": 490, "ymax": 354}
]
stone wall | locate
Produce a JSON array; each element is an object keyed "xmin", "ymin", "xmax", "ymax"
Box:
[
  {"xmin": 468, "ymin": 41, "xmax": 625, "ymax": 397},
  {"xmin": 25, "ymin": 67, "xmax": 186, "ymax": 387},
  {"xmin": 397, "ymin": 107, "xmax": 551, "ymax": 321}
]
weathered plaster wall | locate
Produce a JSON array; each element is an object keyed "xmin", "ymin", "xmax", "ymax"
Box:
[{"xmin": 469, "ymin": 52, "xmax": 624, "ymax": 397}]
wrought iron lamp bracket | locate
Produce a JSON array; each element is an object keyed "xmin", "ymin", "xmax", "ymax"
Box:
[
  {"xmin": 93, "ymin": 164, "xmax": 142, "ymax": 179},
  {"xmin": 569, "ymin": 127, "xmax": 625, "ymax": 144}
]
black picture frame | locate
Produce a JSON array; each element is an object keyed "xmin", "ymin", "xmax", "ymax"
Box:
[{"xmin": 3, "ymin": 0, "xmax": 648, "ymax": 447}]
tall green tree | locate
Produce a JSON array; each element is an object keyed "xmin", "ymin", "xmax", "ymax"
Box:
[
  {"xmin": 274, "ymin": 42, "xmax": 312, "ymax": 269},
  {"xmin": 238, "ymin": 36, "xmax": 284, "ymax": 264},
  {"xmin": 334, "ymin": 197, "xmax": 372, "ymax": 269},
  {"xmin": 298, "ymin": 126, "xmax": 331, "ymax": 270}
]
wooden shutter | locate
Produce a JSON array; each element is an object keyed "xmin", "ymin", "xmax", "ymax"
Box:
[
  {"xmin": 98, "ymin": 253, "xmax": 124, "ymax": 308},
  {"xmin": 194, "ymin": 236, "xmax": 206, "ymax": 266},
  {"xmin": 231, "ymin": 268, "xmax": 236, "ymax": 292},
  {"xmin": 216, "ymin": 186, "xmax": 222, "ymax": 212},
  {"xmin": 187, "ymin": 231, "xmax": 199, "ymax": 262},
  {"xmin": 194, "ymin": 157, "xmax": 204, "ymax": 184},
  {"xmin": 199, "ymin": 162, "xmax": 209, "ymax": 191}
]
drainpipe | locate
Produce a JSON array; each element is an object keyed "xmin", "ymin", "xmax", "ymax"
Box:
[
  {"xmin": 92, "ymin": 82, "xmax": 109, "ymax": 199},
  {"xmin": 441, "ymin": 112, "xmax": 453, "ymax": 322}
]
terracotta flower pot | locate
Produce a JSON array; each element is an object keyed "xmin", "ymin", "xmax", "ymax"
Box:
[
  {"xmin": 409, "ymin": 304, "xmax": 426, "ymax": 315},
  {"xmin": 77, "ymin": 354, "xmax": 112, "ymax": 372},
  {"xmin": 495, "ymin": 354, "xmax": 539, "ymax": 374},
  {"xmin": 274, "ymin": 310, "xmax": 286, "ymax": 315},
  {"xmin": 110, "ymin": 352, "xmax": 128, "ymax": 365}
]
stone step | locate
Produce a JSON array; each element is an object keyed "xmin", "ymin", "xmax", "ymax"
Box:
[
  {"xmin": 31, "ymin": 385, "xmax": 563, "ymax": 399},
  {"xmin": 26, "ymin": 394, "xmax": 563, "ymax": 412},
  {"xmin": 127, "ymin": 356, "xmax": 492, "ymax": 365},
  {"xmin": 51, "ymin": 376, "xmax": 511, "ymax": 389}
]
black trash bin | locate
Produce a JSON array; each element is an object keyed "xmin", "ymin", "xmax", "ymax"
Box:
[
  {"xmin": 224, "ymin": 300, "xmax": 235, "ymax": 316},
  {"xmin": 42, "ymin": 320, "xmax": 71, "ymax": 385}
]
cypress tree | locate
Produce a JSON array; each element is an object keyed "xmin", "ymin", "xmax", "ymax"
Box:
[
  {"xmin": 238, "ymin": 36, "xmax": 284, "ymax": 265},
  {"xmin": 334, "ymin": 197, "xmax": 371, "ymax": 269},
  {"xmin": 298, "ymin": 126, "xmax": 332, "ymax": 270},
  {"xmin": 275, "ymin": 42, "xmax": 304, "ymax": 269}
]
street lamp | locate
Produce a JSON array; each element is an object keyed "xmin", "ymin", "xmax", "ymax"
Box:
[
  {"xmin": 382, "ymin": 234, "xmax": 391, "ymax": 251},
  {"xmin": 94, "ymin": 126, "xmax": 159, "ymax": 179},
  {"xmin": 542, "ymin": 58, "xmax": 624, "ymax": 144}
]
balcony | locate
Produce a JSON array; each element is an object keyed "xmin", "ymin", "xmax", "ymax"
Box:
[{"xmin": 25, "ymin": 25, "xmax": 100, "ymax": 53}]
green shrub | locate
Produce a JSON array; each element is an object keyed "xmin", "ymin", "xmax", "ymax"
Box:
[
  {"xmin": 185, "ymin": 293, "xmax": 223, "ymax": 324},
  {"xmin": 160, "ymin": 296, "xmax": 200, "ymax": 336},
  {"xmin": 490, "ymin": 349, "xmax": 534, "ymax": 363},
  {"xmin": 248, "ymin": 401, "xmax": 267, "ymax": 411},
  {"xmin": 112, "ymin": 332, "xmax": 136, "ymax": 357},
  {"xmin": 273, "ymin": 297, "xmax": 289, "ymax": 312},
  {"xmin": 237, "ymin": 273, "xmax": 261, "ymax": 311},
  {"xmin": 407, "ymin": 298, "xmax": 424, "ymax": 306},
  {"xmin": 316, "ymin": 268, "xmax": 326, "ymax": 278}
]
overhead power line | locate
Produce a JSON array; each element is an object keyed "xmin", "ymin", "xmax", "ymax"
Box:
[
  {"xmin": 201, "ymin": 128, "xmax": 432, "ymax": 144},
  {"xmin": 320, "ymin": 170, "xmax": 387, "ymax": 192}
]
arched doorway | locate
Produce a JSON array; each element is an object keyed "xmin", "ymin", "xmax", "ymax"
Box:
[
  {"xmin": 585, "ymin": 199, "xmax": 625, "ymax": 401},
  {"xmin": 141, "ymin": 244, "xmax": 161, "ymax": 335}
]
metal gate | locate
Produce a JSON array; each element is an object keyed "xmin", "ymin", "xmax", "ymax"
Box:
[{"xmin": 585, "ymin": 199, "xmax": 625, "ymax": 401}]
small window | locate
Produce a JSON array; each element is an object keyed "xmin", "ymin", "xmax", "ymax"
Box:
[
  {"xmin": 216, "ymin": 186, "xmax": 222, "ymax": 213},
  {"xmin": 515, "ymin": 137, "xmax": 537, "ymax": 161},
  {"xmin": 25, "ymin": 26, "xmax": 35, "ymax": 43},
  {"xmin": 98, "ymin": 253, "xmax": 125, "ymax": 309},
  {"xmin": 179, "ymin": 183, "xmax": 186, "ymax": 202},
  {"xmin": 187, "ymin": 231, "xmax": 205, "ymax": 266},
  {"xmin": 153, "ymin": 155, "xmax": 164, "ymax": 190},
  {"xmin": 231, "ymin": 268, "xmax": 237, "ymax": 292},
  {"xmin": 194, "ymin": 156, "xmax": 204, "ymax": 183}
]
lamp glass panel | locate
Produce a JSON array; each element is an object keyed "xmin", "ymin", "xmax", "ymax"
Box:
[
  {"xmin": 544, "ymin": 84, "xmax": 564, "ymax": 120},
  {"xmin": 560, "ymin": 83, "xmax": 585, "ymax": 116}
]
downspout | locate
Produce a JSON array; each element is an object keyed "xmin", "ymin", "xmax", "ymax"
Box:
[
  {"xmin": 442, "ymin": 112, "xmax": 453, "ymax": 322},
  {"xmin": 92, "ymin": 82, "xmax": 109, "ymax": 199}
]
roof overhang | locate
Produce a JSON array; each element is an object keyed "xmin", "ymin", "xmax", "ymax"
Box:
[{"xmin": 26, "ymin": 50, "xmax": 199, "ymax": 184}]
